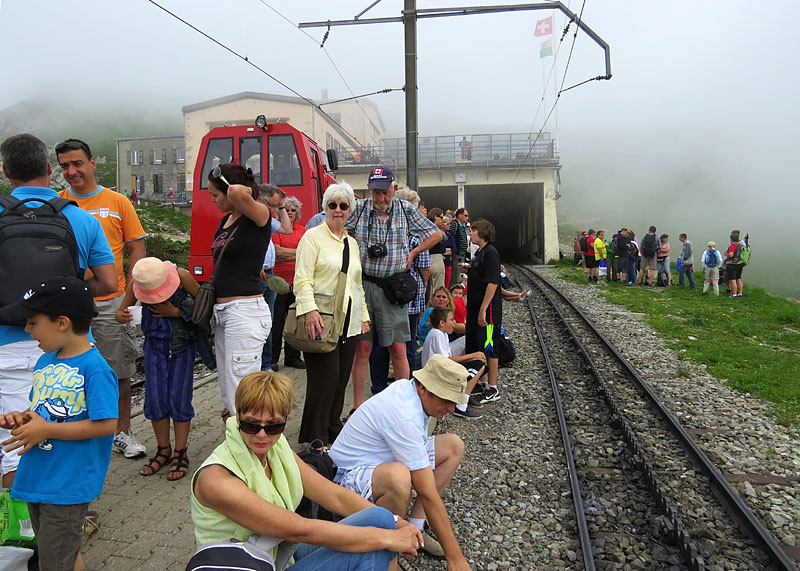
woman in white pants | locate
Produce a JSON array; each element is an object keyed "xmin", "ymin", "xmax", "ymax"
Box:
[{"xmin": 207, "ymin": 164, "xmax": 276, "ymax": 415}]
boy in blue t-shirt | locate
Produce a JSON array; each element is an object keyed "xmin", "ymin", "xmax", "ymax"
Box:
[{"xmin": 0, "ymin": 276, "xmax": 118, "ymax": 571}]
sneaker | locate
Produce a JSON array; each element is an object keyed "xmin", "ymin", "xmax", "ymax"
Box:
[
  {"xmin": 113, "ymin": 430, "xmax": 146, "ymax": 458},
  {"xmin": 420, "ymin": 530, "xmax": 446, "ymax": 559},
  {"xmin": 453, "ymin": 407, "xmax": 482, "ymax": 420},
  {"xmin": 285, "ymin": 358, "xmax": 306, "ymax": 370},
  {"xmin": 478, "ymin": 385, "xmax": 501, "ymax": 404},
  {"xmin": 467, "ymin": 394, "xmax": 484, "ymax": 408}
]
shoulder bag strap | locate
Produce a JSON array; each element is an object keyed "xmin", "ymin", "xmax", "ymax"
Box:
[{"xmin": 209, "ymin": 223, "xmax": 238, "ymax": 283}]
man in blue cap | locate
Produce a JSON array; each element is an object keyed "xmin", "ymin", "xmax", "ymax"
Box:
[{"xmin": 345, "ymin": 167, "xmax": 441, "ymax": 410}]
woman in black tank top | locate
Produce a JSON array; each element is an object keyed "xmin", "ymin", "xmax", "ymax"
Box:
[{"xmin": 207, "ymin": 164, "xmax": 274, "ymax": 416}]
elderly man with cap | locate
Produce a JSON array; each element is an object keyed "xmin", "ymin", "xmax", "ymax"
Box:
[
  {"xmin": 329, "ymin": 354, "xmax": 472, "ymax": 569},
  {"xmin": 345, "ymin": 167, "xmax": 441, "ymax": 410}
]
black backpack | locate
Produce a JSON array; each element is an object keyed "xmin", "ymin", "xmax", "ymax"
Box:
[
  {"xmin": 0, "ymin": 196, "xmax": 81, "ymax": 315},
  {"xmin": 296, "ymin": 441, "xmax": 337, "ymax": 521},
  {"xmin": 579, "ymin": 236, "xmax": 589, "ymax": 253},
  {"xmin": 497, "ymin": 328, "xmax": 517, "ymax": 368},
  {"xmin": 641, "ymin": 233, "xmax": 657, "ymax": 258}
]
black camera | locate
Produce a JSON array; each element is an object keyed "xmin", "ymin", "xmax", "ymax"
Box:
[{"xmin": 367, "ymin": 243, "xmax": 388, "ymax": 259}]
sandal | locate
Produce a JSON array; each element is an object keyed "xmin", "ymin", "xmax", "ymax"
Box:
[
  {"xmin": 167, "ymin": 448, "xmax": 189, "ymax": 481},
  {"xmin": 140, "ymin": 445, "xmax": 172, "ymax": 476}
]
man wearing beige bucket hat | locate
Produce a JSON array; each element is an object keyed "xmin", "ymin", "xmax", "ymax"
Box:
[{"xmin": 329, "ymin": 354, "xmax": 472, "ymax": 569}]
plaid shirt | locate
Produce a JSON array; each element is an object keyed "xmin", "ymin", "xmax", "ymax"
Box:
[
  {"xmin": 408, "ymin": 235, "xmax": 430, "ymax": 315},
  {"xmin": 345, "ymin": 198, "xmax": 438, "ymax": 278}
]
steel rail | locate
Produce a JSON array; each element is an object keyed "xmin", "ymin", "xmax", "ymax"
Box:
[
  {"xmin": 517, "ymin": 265, "xmax": 797, "ymax": 571},
  {"xmin": 521, "ymin": 273, "xmax": 596, "ymax": 570},
  {"xmin": 515, "ymin": 264, "xmax": 705, "ymax": 569}
]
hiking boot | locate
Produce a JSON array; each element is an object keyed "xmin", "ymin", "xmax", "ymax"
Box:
[
  {"xmin": 453, "ymin": 407, "xmax": 482, "ymax": 420},
  {"xmin": 113, "ymin": 429, "xmax": 146, "ymax": 459},
  {"xmin": 478, "ymin": 385, "xmax": 501, "ymax": 404},
  {"xmin": 420, "ymin": 530, "xmax": 446, "ymax": 559}
]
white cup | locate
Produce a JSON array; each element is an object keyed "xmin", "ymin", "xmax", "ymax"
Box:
[{"xmin": 128, "ymin": 305, "xmax": 143, "ymax": 327}]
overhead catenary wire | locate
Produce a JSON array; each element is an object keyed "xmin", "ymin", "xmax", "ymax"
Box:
[
  {"xmin": 146, "ymin": 0, "xmax": 371, "ymax": 150},
  {"xmin": 256, "ymin": 0, "xmax": 400, "ymax": 148},
  {"xmin": 511, "ymin": 0, "xmax": 591, "ymax": 184}
]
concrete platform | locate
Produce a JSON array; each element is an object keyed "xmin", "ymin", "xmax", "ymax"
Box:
[{"xmin": 82, "ymin": 364, "xmax": 346, "ymax": 569}]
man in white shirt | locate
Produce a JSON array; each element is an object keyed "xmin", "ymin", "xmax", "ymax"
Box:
[{"xmin": 329, "ymin": 354, "xmax": 472, "ymax": 570}]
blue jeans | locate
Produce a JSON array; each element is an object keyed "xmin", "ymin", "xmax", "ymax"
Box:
[
  {"xmin": 260, "ymin": 273, "xmax": 277, "ymax": 370},
  {"xmin": 678, "ymin": 264, "xmax": 696, "ymax": 287},
  {"xmin": 292, "ymin": 507, "xmax": 396, "ymax": 570}
]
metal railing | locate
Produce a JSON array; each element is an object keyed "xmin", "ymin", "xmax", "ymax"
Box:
[{"xmin": 335, "ymin": 132, "xmax": 559, "ymax": 170}]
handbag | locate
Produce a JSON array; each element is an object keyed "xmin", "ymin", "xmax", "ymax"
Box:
[
  {"xmin": 363, "ymin": 270, "xmax": 418, "ymax": 306},
  {"xmin": 191, "ymin": 225, "xmax": 237, "ymax": 333},
  {"xmin": 187, "ymin": 535, "xmax": 296, "ymax": 571},
  {"xmin": 283, "ymin": 239, "xmax": 350, "ymax": 354}
]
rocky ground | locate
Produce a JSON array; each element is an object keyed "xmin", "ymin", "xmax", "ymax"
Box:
[{"xmin": 405, "ymin": 265, "xmax": 799, "ymax": 570}]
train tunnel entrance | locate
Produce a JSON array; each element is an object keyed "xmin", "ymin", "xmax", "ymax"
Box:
[
  {"xmin": 465, "ymin": 183, "xmax": 544, "ymax": 262},
  {"xmin": 418, "ymin": 185, "xmax": 458, "ymax": 213}
]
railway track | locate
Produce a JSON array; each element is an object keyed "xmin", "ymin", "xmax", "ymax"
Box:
[{"xmin": 511, "ymin": 263, "xmax": 796, "ymax": 571}]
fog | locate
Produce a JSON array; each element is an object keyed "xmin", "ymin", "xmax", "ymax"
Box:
[{"xmin": 1, "ymin": 1, "xmax": 798, "ymax": 297}]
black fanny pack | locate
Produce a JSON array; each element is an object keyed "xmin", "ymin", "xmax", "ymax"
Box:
[{"xmin": 364, "ymin": 271, "xmax": 417, "ymax": 306}]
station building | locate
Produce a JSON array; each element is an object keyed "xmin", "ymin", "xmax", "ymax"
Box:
[{"xmin": 115, "ymin": 91, "xmax": 560, "ymax": 262}]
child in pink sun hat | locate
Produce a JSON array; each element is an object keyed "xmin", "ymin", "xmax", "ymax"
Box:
[{"xmin": 115, "ymin": 257, "xmax": 202, "ymax": 481}]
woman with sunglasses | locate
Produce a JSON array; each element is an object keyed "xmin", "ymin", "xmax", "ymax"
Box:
[
  {"xmin": 207, "ymin": 164, "xmax": 273, "ymax": 416},
  {"xmin": 292, "ymin": 182, "xmax": 370, "ymax": 446},
  {"xmin": 192, "ymin": 371, "xmax": 422, "ymax": 570}
]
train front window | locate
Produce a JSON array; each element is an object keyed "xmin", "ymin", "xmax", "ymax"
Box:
[
  {"xmin": 200, "ymin": 138, "xmax": 233, "ymax": 190},
  {"xmin": 240, "ymin": 137, "xmax": 263, "ymax": 184},
  {"xmin": 268, "ymin": 134, "xmax": 303, "ymax": 187}
]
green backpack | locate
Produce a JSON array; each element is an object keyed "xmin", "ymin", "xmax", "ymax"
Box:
[{"xmin": 736, "ymin": 241, "xmax": 751, "ymax": 266}]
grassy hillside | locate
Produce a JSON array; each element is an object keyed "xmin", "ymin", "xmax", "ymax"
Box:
[{"xmin": 555, "ymin": 261, "xmax": 800, "ymax": 426}]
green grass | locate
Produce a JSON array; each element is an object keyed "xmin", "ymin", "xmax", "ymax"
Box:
[
  {"xmin": 553, "ymin": 260, "xmax": 800, "ymax": 425},
  {"xmin": 136, "ymin": 204, "xmax": 191, "ymax": 235}
]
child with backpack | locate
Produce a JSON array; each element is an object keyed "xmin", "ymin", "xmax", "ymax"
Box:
[
  {"xmin": 115, "ymin": 257, "xmax": 202, "ymax": 480},
  {"xmin": 702, "ymin": 241, "xmax": 723, "ymax": 295},
  {"xmin": 0, "ymin": 276, "xmax": 118, "ymax": 571}
]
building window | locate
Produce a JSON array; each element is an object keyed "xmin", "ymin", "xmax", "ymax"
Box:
[
  {"xmin": 176, "ymin": 174, "xmax": 186, "ymax": 191},
  {"xmin": 177, "ymin": 148, "xmax": 185, "ymax": 163},
  {"xmin": 132, "ymin": 175, "xmax": 143, "ymax": 193},
  {"xmin": 130, "ymin": 150, "xmax": 141, "ymax": 166},
  {"xmin": 153, "ymin": 173, "xmax": 163, "ymax": 194},
  {"xmin": 154, "ymin": 149, "xmax": 163, "ymax": 165}
]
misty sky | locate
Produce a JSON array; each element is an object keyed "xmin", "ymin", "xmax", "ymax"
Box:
[{"xmin": 2, "ymin": 0, "xmax": 799, "ymax": 293}]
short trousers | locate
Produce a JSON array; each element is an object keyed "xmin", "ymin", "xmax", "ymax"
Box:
[
  {"xmin": 642, "ymin": 256, "xmax": 657, "ymax": 270},
  {"xmin": 0, "ymin": 339, "xmax": 42, "ymax": 474},
  {"xmin": 28, "ymin": 502, "xmax": 88, "ymax": 571},
  {"xmin": 460, "ymin": 359, "xmax": 485, "ymax": 382},
  {"xmin": 465, "ymin": 320, "xmax": 502, "ymax": 357},
  {"xmin": 616, "ymin": 257, "xmax": 629, "ymax": 274},
  {"xmin": 726, "ymin": 264, "xmax": 743, "ymax": 280},
  {"xmin": 143, "ymin": 337, "xmax": 196, "ymax": 422},
  {"xmin": 92, "ymin": 294, "xmax": 137, "ymax": 379},
  {"xmin": 334, "ymin": 437, "xmax": 437, "ymax": 502},
  {"xmin": 363, "ymin": 279, "xmax": 410, "ymax": 346},
  {"xmin": 584, "ymin": 255, "xmax": 597, "ymax": 269},
  {"xmin": 658, "ymin": 260, "xmax": 671, "ymax": 275}
]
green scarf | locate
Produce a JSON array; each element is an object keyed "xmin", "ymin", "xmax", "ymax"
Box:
[{"xmin": 191, "ymin": 416, "xmax": 303, "ymax": 550}]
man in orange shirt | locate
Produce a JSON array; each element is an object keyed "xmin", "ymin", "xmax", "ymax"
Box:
[{"xmin": 57, "ymin": 139, "xmax": 148, "ymax": 459}]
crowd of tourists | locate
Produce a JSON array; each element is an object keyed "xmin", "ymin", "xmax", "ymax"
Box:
[
  {"xmin": 0, "ymin": 134, "xmax": 525, "ymax": 571},
  {"xmin": 572, "ymin": 226, "xmax": 750, "ymax": 297}
]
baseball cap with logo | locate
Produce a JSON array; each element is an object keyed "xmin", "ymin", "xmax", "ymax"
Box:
[
  {"xmin": 0, "ymin": 276, "xmax": 97, "ymax": 325},
  {"xmin": 367, "ymin": 167, "xmax": 395, "ymax": 190}
]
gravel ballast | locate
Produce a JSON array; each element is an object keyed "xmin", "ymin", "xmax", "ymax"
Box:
[{"xmin": 402, "ymin": 266, "xmax": 799, "ymax": 570}]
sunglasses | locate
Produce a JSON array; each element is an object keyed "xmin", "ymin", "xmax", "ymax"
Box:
[
  {"xmin": 55, "ymin": 139, "xmax": 92, "ymax": 156},
  {"xmin": 327, "ymin": 201, "xmax": 350, "ymax": 211},
  {"xmin": 287, "ymin": 208, "xmax": 297, "ymax": 212},
  {"xmin": 238, "ymin": 419, "xmax": 287, "ymax": 435},
  {"xmin": 211, "ymin": 165, "xmax": 231, "ymax": 191}
]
